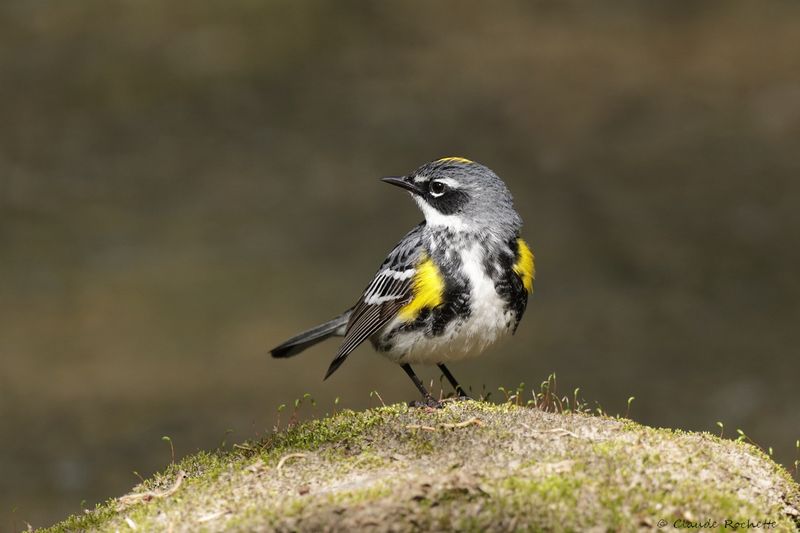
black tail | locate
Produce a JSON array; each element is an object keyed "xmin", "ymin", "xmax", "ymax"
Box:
[{"xmin": 270, "ymin": 311, "xmax": 351, "ymax": 358}]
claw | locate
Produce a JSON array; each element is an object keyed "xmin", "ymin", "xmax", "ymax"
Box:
[{"xmin": 408, "ymin": 398, "xmax": 443, "ymax": 409}]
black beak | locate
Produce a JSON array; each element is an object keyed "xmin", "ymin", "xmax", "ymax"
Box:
[{"xmin": 381, "ymin": 175, "xmax": 423, "ymax": 195}]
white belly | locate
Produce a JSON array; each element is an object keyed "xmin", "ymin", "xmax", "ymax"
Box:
[{"xmin": 379, "ymin": 244, "xmax": 516, "ymax": 365}]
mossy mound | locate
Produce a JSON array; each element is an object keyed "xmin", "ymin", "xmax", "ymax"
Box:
[{"xmin": 47, "ymin": 401, "xmax": 799, "ymax": 532}]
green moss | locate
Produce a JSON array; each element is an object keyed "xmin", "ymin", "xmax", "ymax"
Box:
[
  {"xmin": 503, "ymin": 474, "xmax": 582, "ymax": 503},
  {"xmin": 262, "ymin": 404, "xmax": 408, "ymax": 455},
  {"xmin": 44, "ymin": 401, "xmax": 800, "ymax": 533},
  {"xmin": 45, "ymin": 503, "xmax": 117, "ymax": 533},
  {"xmin": 591, "ymin": 439, "xmax": 627, "ymax": 457},
  {"xmin": 330, "ymin": 483, "xmax": 395, "ymax": 505}
]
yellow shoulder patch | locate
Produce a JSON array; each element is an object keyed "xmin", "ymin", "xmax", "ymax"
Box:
[
  {"xmin": 398, "ymin": 256, "xmax": 445, "ymax": 321},
  {"xmin": 513, "ymin": 238, "xmax": 535, "ymax": 293},
  {"xmin": 437, "ymin": 156, "xmax": 474, "ymax": 165}
]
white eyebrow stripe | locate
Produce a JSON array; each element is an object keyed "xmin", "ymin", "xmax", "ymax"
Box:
[
  {"xmin": 413, "ymin": 175, "xmax": 429, "ymax": 183},
  {"xmin": 435, "ymin": 177, "xmax": 461, "ymax": 188}
]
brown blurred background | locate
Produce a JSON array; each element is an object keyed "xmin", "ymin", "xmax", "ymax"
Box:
[{"xmin": 2, "ymin": 0, "xmax": 799, "ymax": 528}]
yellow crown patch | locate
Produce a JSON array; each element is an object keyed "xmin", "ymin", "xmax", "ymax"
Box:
[{"xmin": 437, "ymin": 156, "xmax": 474, "ymax": 165}]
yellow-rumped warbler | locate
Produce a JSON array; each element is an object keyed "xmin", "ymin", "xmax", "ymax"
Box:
[{"xmin": 271, "ymin": 157, "xmax": 534, "ymax": 407}]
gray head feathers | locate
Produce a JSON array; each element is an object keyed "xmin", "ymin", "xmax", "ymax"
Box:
[{"xmin": 407, "ymin": 157, "xmax": 522, "ymax": 240}]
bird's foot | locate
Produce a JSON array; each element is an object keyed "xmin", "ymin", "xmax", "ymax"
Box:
[
  {"xmin": 454, "ymin": 388, "xmax": 472, "ymax": 401},
  {"xmin": 440, "ymin": 394, "xmax": 472, "ymax": 404},
  {"xmin": 408, "ymin": 397, "xmax": 443, "ymax": 409}
]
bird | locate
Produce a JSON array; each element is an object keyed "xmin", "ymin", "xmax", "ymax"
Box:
[{"xmin": 270, "ymin": 157, "xmax": 534, "ymax": 407}]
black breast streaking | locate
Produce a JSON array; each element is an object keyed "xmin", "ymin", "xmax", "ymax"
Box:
[{"xmin": 483, "ymin": 236, "xmax": 529, "ymax": 332}]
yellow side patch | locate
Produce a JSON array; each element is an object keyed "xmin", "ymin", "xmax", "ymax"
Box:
[
  {"xmin": 437, "ymin": 156, "xmax": 474, "ymax": 165},
  {"xmin": 398, "ymin": 256, "xmax": 445, "ymax": 321},
  {"xmin": 514, "ymin": 238, "xmax": 535, "ymax": 293}
]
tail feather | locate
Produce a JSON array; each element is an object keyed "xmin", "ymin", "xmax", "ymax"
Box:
[{"xmin": 270, "ymin": 311, "xmax": 351, "ymax": 358}]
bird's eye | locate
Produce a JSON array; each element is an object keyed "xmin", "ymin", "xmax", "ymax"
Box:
[{"xmin": 429, "ymin": 181, "xmax": 446, "ymax": 197}]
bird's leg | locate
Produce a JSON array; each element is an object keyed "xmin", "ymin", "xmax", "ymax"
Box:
[
  {"xmin": 437, "ymin": 363, "xmax": 471, "ymax": 400},
  {"xmin": 401, "ymin": 363, "xmax": 441, "ymax": 408}
]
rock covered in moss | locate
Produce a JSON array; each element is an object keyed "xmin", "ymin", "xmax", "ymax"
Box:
[{"xmin": 47, "ymin": 401, "xmax": 800, "ymax": 532}]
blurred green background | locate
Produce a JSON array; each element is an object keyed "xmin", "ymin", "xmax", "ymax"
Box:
[{"xmin": 2, "ymin": 0, "xmax": 799, "ymax": 528}]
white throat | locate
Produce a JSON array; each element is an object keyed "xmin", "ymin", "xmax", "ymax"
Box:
[{"xmin": 413, "ymin": 195, "xmax": 473, "ymax": 232}]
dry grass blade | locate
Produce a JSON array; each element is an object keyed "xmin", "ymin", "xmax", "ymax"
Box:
[
  {"xmin": 405, "ymin": 424, "xmax": 437, "ymax": 431},
  {"xmin": 245, "ymin": 459, "xmax": 266, "ymax": 473},
  {"xmin": 277, "ymin": 453, "xmax": 308, "ymax": 471},
  {"xmin": 533, "ymin": 428, "xmax": 582, "ymax": 439},
  {"xmin": 406, "ymin": 417, "xmax": 484, "ymax": 432},
  {"xmin": 117, "ymin": 471, "xmax": 186, "ymax": 509},
  {"xmin": 197, "ymin": 510, "xmax": 228, "ymax": 523},
  {"xmin": 440, "ymin": 417, "xmax": 484, "ymax": 429}
]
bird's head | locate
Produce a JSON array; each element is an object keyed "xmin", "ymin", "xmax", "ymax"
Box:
[{"xmin": 382, "ymin": 157, "xmax": 521, "ymax": 237}]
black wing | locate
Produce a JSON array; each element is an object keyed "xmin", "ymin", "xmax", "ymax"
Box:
[{"xmin": 324, "ymin": 224, "xmax": 425, "ymax": 379}]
